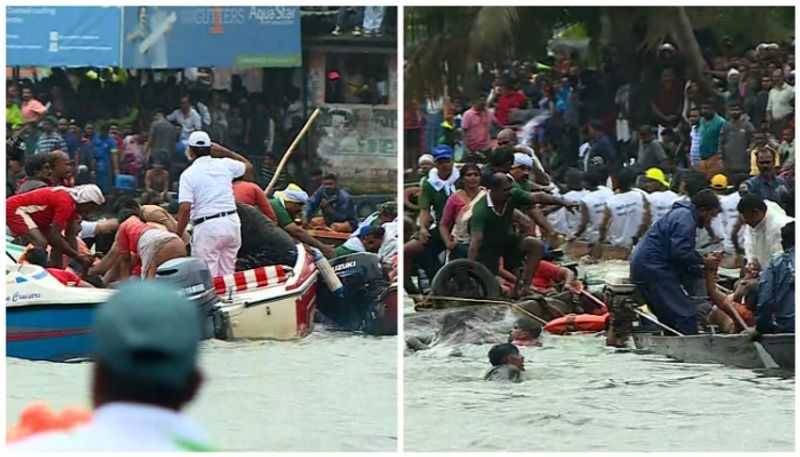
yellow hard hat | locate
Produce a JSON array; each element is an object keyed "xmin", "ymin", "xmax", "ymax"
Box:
[
  {"xmin": 710, "ymin": 174, "xmax": 729, "ymax": 190},
  {"xmin": 644, "ymin": 168, "xmax": 670, "ymax": 188}
]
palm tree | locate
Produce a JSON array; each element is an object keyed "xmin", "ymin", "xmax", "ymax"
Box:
[{"xmin": 405, "ymin": 6, "xmax": 794, "ymax": 99}]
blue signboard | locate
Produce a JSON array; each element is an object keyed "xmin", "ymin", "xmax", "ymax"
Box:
[
  {"xmin": 121, "ymin": 6, "xmax": 301, "ymax": 69},
  {"xmin": 6, "ymin": 6, "xmax": 122, "ymax": 67}
]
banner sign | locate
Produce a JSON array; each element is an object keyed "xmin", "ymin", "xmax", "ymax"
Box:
[
  {"xmin": 121, "ymin": 6, "xmax": 301, "ymax": 69},
  {"xmin": 6, "ymin": 6, "xmax": 122, "ymax": 67}
]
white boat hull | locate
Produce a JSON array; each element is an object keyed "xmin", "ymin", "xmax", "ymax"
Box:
[{"xmin": 214, "ymin": 245, "xmax": 318, "ymax": 340}]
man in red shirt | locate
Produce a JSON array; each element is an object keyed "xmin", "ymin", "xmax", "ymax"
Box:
[
  {"xmin": 500, "ymin": 259, "xmax": 579, "ymax": 295},
  {"xmin": 650, "ymin": 67, "xmax": 684, "ymax": 133},
  {"xmin": 115, "ymin": 210, "xmax": 186, "ymax": 280},
  {"xmin": 461, "ymin": 94, "xmax": 496, "ymax": 160},
  {"xmin": 25, "ymin": 247, "xmax": 94, "ymax": 287},
  {"xmin": 232, "ymin": 177, "xmax": 277, "ymax": 222},
  {"xmin": 494, "ymin": 82, "xmax": 527, "ymax": 127},
  {"xmin": 6, "ymin": 185, "xmax": 104, "ymax": 269}
]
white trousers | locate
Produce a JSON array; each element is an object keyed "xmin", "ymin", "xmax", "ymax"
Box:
[
  {"xmin": 191, "ymin": 214, "xmax": 241, "ymax": 277},
  {"xmin": 363, "ymin": 6, "xmax": 384, "ymax": 32}
]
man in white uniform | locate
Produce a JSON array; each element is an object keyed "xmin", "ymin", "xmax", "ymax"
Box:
[
  {"xmin": 176, "ymin": 131, "xmax": 253, "ymax": 277},
  {"xmin": 598, "ymin": 167, "xmax": 650, "ymax": 250},
  {"xmin": 642, "ymin": 167, "xmax": 679, "ymax": 225},
  {"xmin": 9, "ymin": 282, "xmax": 211, "ymax": 451}
]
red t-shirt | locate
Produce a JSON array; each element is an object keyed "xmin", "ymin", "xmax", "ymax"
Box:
[
  {"xmin": 6, "ymin": 187, "xmax": 77, "ymax": 235},
  {"xmin": 495, "ymin": 91, "xmax": 526, "ymax": 126},
  {"xmin": 233, "ymin": 181, "xmax": 277, "ymax": 222},
  {"xmin": 115, "ymin": 218, "xmax": 153, "ymax": 255},
  {"xmin": 533, "ymin": 260, "xmax": 561, "ymax": 289},
  {"xmin": 46, "ymin": 268, "xmax": 83, "ymax": 286}
]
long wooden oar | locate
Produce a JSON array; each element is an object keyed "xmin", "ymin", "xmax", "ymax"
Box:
[
  {"xmin": 633, "ymin": 309, "xmax": 684, "ymax": 336},
  {"xmin": 264, "ymin": 108, "xmax": 321, "ymax": 196},
  {"xmin": 725, "ymin": 302, "xmax": 779, "ymax": 369}
]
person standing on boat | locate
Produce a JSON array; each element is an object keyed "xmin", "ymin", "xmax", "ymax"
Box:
[
  {"xmin": 9, "ymin": 282, "xmax": 212, "ymax": 451},
  {"xmin": 301, "ymin": 173, "xmax": 358, "ymax": 233},
  {"xmin": 175, "ymin": 132, "xmax": 253, "ymax": 277},
  {"xmin": 752, "ymin": 221, "xmax": 795, "ymax": 336},
  {"xmin": 737, "ymin": 194, "xmax": 793, "ymax": 273},
  {"xmin": 630, "ymin": 189, "xmax": 723, "ymax": 335},
  {"xmin": 269, "ymin": 184, "xmax": 337, "ymax": 258},
  {"xmin": 468, "ymin": 173, "xmax": 578, "ymax": 298},
  {"xmin": 404, "ymin": 144, "xmax": 460, "ymax": 294},
  {"xmin": 6, "ymin": 185, "xmax": 104, "ymax": 270}
]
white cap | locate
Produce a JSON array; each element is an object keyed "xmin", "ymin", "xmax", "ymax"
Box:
[
  {"xmin": 512, "ymin": 153, "xmax": 533, "ymax": 169},
  {"xmin": 727, "ymin": 68, "xmax": 740, "ymax": 78},
  {"xmin": 187, "ymin": 131, "xmax": 211, "ymax": 147},
  {"xmin": 418, "ymin": 154, "xmax": 434, "ymax": 165}
]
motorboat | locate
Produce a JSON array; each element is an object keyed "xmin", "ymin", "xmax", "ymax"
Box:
[
  {"xmin": 204, "ymin": 244, "xmax": 318, "ymax": 340},
  {"xmin": 6, "ymin": 263, "xmax": 114, "ymax": 362}
]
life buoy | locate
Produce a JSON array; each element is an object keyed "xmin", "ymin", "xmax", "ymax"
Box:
[
  {"xmin": 544, "ymin": 313, "xmax": 609, "ymax": 335},
  {"xmin": 404, "ymin": 187, "xmax": 421, "ymax": 212}
]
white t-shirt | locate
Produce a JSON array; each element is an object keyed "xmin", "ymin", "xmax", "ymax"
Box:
[
  {"xmin": 647, "ymin": 190, "xmax": 680, "ymax": 225},
  {"xmin": 549, "ymin": 189, "xmax": 587, "ymax": 236},
  {"xmin": 178, "ymin": 156, "xmax": 245, "ymax": 220},
  {"xmin": 580, "ymin": 188, "xmax": 609, "ymax": 243},
  {"xmin": 8, "ymin": 403, "xmax": 210, "ymax": 452},
  {"xmin": 605, "ymin": 190, "xmax": 647, "ymax": 247},
  {"xmin": 719, "ymin": 192, "xmax": 745, "ymax": 253}
]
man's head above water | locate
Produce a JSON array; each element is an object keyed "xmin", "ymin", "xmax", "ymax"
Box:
[
  {"xmin": 488, "ymin": 343, "xmax": 525, "ymax": 371},
  {"xmin": 509, "ymin": 318, "xmax": 542, "ymax": 346}
]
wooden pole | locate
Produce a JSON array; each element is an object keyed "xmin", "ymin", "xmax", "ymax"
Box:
[{"xmin": 264, "ymin": 107, "xmax": 321, "ymax": 196}]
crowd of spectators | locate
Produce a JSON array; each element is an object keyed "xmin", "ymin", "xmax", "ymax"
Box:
[
  {"xmin": 6, "ymin": 68, "xmax": 313, "ymax": 200},
  {"xmin": 405, "ymin": 39, "xmax": 794, "ymax": 216}
]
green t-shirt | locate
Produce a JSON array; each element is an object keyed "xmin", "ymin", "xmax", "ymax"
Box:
[
  {"xmin": 419, "ymin": 178, "xmax": 450, "ymax": 225},
  {"xmin": 269, "ymin": 198, "xmax": 295, "ymax": 228},
  {"xmin": 511, "ymin": 180, "xmax": 535, "ymax": 211},
  {"xmin": 334, "ymin": 244, "xmax": 359, "ymax": 257},
  {"xmin": 469, "ymin": 189, "xmax": 531, "ymax": 243}
]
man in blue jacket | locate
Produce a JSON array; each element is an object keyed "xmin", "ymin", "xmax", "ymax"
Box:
[
  {"xmin": 630, "ymin": 189, "xmax": 722, "ymax": 335},
  {"xmin": 302, "ymin": 173, "xmax": 358, "ymax": 233}
]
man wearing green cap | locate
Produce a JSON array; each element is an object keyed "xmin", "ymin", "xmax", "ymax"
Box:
[{"xmin": 10, "ymin": 282, "xmax": 211, "ymax": 451}]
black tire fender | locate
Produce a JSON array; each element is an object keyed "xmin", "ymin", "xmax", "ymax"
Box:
[{"xmin": 430, "ymin": 258, "xmax": 501, "ymax": 300}]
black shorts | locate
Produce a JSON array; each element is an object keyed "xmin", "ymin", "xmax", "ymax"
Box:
[{"xmin": 478, "ymin": 234, "xmax": 524, "ymax": 275}]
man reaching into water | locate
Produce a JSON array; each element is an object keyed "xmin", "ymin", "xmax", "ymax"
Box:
[{"xmin": 468, "ymin": 173, "xmax": 578, "ymax": 298}]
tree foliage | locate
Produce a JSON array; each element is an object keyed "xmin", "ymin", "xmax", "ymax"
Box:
[{"xmin": 405, "ymin": 6, "xmax": 794, "ymax": 99}]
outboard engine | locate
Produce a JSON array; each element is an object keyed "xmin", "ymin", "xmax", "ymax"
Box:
[
  {"xmin": 603, "ymin": 273, "xmax": 646, "ymax": 342},
  {"xmin": 156, "ymin": 257, "xmax": 228, "ymax": 340},
  {"xmin": 316, "ymin": 252, "xmax": 394, "ymax": 334}
]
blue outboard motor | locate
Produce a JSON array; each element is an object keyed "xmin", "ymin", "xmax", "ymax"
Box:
[
  {"xmin": 316, "ymin": 252, "xmax": 389, "ymax": 332},
  {"xmin": 155, "ymin": 257, "xmax": 228, "ymax": 340}
]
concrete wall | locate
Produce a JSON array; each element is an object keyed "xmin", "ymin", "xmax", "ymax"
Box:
[{"xmin": 305, "ymin": 49, "xmax": 397, "ymax": 195}]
